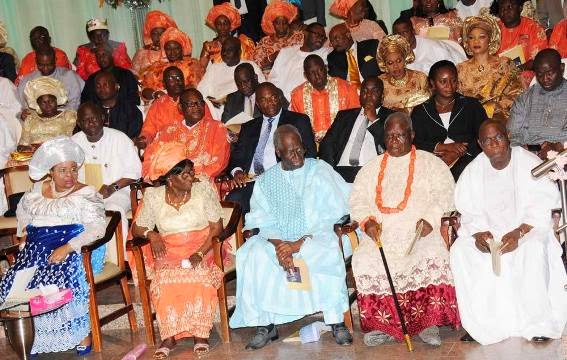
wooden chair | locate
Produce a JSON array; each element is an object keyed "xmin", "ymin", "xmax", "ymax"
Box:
[
  {"xmin": 83, "ymin": 210, "xmax": 138, "ymax": 352},
  {"xmin": 0, "ymin": 211, "xmax": 137, "ymax": 352},
  {"xmin": 0, "ymin": 165, "xmax": 33, "ymax": 244},
  {"xmin": 127, "ymin": 179, "xmax": 243, "ymax": 346}
]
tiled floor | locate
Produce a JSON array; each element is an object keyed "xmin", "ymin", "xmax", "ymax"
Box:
[{"xmin": 2, "ymin": 318, "xmax": 566, "ymax": 360}]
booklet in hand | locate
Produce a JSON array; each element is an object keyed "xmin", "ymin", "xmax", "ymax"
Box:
[{"xmin": 286, "ymin": 258, "xmax": 311, "ymax": 291}]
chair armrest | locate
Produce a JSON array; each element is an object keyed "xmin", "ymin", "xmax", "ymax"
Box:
[
  {"xmin": 0, "ymin": 244, "xmax": 20, "ymax": 259},
  {"xmin": 219, "ymin": 201, "xmax": 242, "ymax": 241},
  {"xmin": 81, "ymin": 211, "xmax": 121, "ymax": 254},
  {"xmin": 334, "ymin": 215, "xmax": 359, "ymax": 235},
  {"xmin": 243, "ymin": 228, "xmax": 259, "ymax": 239},
  {"xmin": 126, "ymin": 236, "xmax": 150, "ymax": 251}
]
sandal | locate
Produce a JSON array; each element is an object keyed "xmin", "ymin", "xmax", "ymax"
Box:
[
  {"xmin": 193, "ymin": 342, "xmax": 210, "ymax": 356},
  {"xmin": 153, "ymin": 347, "xmax": 171, "ymax": 359}
]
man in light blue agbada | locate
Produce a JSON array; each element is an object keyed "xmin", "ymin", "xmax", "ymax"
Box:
[{"xmin": 230, "ymin": 124, "xmax": 353, "ymax": 350}]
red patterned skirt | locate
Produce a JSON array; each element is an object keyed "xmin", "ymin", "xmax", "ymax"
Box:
[{"xmin": 357, "ymin": 283, "xmax": 461, "ymax": 340}]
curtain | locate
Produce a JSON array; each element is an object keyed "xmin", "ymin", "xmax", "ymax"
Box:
[
  {"xmin": 0, "ymin": 0, "xmax": 457, "ymax": 63},
  {"xmin": 0, "ymin": 0, "xmax": 215, "ymax": 61}
]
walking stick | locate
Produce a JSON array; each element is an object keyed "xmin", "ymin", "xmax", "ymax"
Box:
[{"xmin": 371, "ymin": 224, "xmax": 414, "ymax": 352}]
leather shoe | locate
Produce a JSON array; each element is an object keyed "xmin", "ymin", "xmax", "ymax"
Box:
[
  {"xmin": 531, "ymin": 336, "xmax": 550, "ymax": 342},
  {"xmin": 245, "ymin": 325, "xmax": 278, "ymax": 350},
  {"xmin": 332, "ymin": 323, "xmax": 353, "ymax": 345},
  {"xmin": 460, "ymin": 333, "xmax": 476, "ymax": 342}
]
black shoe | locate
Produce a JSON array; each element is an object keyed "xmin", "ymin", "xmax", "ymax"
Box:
[
  {"xmin": 332, "ymin": 323, "xmax": 353, "ymax": 346},
  {"xmin": 245, "ymin": 325, "xmax": 278, "ymax": 350},
  {"xmin": 460, "ymin": 332, "xmax": 476, "ymax": 342},
  {"xmin": 531, "ymin": 336, "xmax": 550, "ymax": 342}
]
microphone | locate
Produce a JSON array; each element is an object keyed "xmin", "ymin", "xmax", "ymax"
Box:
[{"xmin": 531, "ymin": 148, "xmax": 567, "ymax": 178}]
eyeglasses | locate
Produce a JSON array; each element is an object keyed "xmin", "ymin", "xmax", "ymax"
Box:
[
  {"xmin": 179, "ymin": 100, "xmax": 203, "ymax": 108},
  {"xmin": 479, "ymin": 134, "xmax": 507, "ymax": 146}
]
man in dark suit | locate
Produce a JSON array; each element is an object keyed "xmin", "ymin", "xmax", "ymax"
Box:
[
  {"xmin": 319, "ymin": 77, "xmax": 394, "ymax": 183},
  {"xmin": 225, "ymin": 81, "xmax": 317, "ymax": 213},
  {"xmin": 327, "ymin": 23, "xmax": 380, "ymax": 86},
  {"xmin": 213, "ymin": 0, "xmax": 267, "ymax": 42},
  {"xmin": 222, "ymin": 63, "xmax": 261, "ymax": 124}
]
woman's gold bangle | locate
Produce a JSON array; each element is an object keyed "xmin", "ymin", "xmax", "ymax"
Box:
[{"xmin": 195, "ymin": 251, "xmax": 204, "ymax": 259}]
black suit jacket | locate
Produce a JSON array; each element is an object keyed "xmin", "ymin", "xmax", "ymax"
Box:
[
  {"xmin": 319, "ymin": 106, "xmax": 394, "ymax": 182},
  {"xmin": 327, "ymin": 40, "xmax": 381, "ymax": 82},
  {"xmin": 411, "ymin": 94, "xmax": 487, "ymax": 180},
  {"xmin": 228, "ymin": 109, "xmax": 317, "ymax": 173}
]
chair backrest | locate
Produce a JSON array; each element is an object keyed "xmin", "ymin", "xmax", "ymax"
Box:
[
  {"xmin": 104, "ymin": 211, "xmax": 123, "ymax": 267},
  {"xmin": 1, "ymin": 165, "xmax": 33, "ymax": 197}
]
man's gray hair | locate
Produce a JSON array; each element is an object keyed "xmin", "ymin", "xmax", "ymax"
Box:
[
  {"xmin": 273, "ymin": 124, "xmax": 303, "ymax": 149},
  {"xmin": 384, "ymin": 112, "xmax": 413, "ymax": 131}
]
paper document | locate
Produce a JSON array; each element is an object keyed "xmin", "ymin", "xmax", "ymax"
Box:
[
  {"xmin": 225, "ymin": 112, "xmax": 254, "ymax": 134},
  {"xmin": 286, "ymin": 258, "xmax": 311, "ymax": 291},
  {"xmin": 84, "ymin": 163, "xmax": 104, "ymax": 191},
  {"xmin": 499, "ymin": 45, "xmax": 525, "ymax": 66},
  {"xmin": 488, "ymin": 237, "xmax": 502, "ymax": 276},
  {"xmin": 405, "ymin": 221, "xmax": 424, "ymax": 256},
  {"xmin": 426, "ymin": 26, "xmax": 450, "ymax": 40}
]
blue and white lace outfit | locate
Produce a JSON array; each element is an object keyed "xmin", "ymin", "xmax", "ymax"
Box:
[{"xmin": 0, "ymin": 183, "xmax": 106, "ymax": 354}]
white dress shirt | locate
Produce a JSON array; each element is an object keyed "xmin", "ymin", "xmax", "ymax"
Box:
[
  {"xmin": 338, "ymin": 108, "xmax": 380, "ymax": 166},
  {"xmin": 268, "ymin": 45, "xmax": 332, "ymax": 100}
]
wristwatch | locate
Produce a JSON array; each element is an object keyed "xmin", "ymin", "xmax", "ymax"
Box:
[{"xmin": 112, "ymin": 183, "xmax": 120, "ymax": 192}]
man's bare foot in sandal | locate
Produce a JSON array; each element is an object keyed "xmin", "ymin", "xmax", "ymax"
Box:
[
  {"xmin": 194, "ymin": 337, "xmax": 210, "ymax": 356},
  {"xmin": 154, "ymin": 337, "xmax": 176, "ymax": 359}
]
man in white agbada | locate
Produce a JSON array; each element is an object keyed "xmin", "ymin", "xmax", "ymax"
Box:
[
  {"xmin": 455, "ymin": 0, "xmax": 494, "ymax": 20},
  {"xmin": 197, "ymin": 37, "xmax": 265, "ymax": 120},
  {"xmin": 451, "ymin": 120, "xmax": 567, "ymax": 345},
  {"xmin": 229, "ymin": 124, "xmax": 353, "ymax": 350},
  {"xmin": 72, "ymin": 102, "xmax": 141, "ymax": 245},
  {"xmin": 268, "ymin": 23, "xmax": 332, "ymax": 100},
  {"xmin": 392, "ymin": 17, "xmax": 466, "ymax": 75}
]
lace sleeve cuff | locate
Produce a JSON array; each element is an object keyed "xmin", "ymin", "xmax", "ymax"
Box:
[{"xmin": 68, "ymin": 221, "xmax": 106, "ymax": 252}]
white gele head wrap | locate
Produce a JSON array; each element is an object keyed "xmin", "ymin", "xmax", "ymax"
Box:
[{"xmin": 28, "ymin": 136, "xmax": 85, "ymax": 181}]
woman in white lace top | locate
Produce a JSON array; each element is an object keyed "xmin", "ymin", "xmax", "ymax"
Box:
[{"xmin": 0, "ymin": 136, "xmax": 105, "ymax": 356}]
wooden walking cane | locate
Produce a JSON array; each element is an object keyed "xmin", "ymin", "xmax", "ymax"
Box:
[{"xmin": 371, "ymin": 224, "xmax": 414, "ymax": 352}]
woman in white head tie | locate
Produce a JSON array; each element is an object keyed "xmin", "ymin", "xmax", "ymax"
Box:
[{"xmin": 0, "ymin": 136, "xmax": 106, "ymax": 356}]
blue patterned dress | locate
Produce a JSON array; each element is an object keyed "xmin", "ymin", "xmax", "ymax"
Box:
[{"xmin": 0, "ymin": 183, "xmax": 106, "ymax": 354}]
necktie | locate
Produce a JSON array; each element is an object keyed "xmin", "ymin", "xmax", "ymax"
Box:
[
  {"xmin": 347, "ymin": 48, "xmax": 361, "ymax": 87},
  {"xmin": 244, "ymin": 96, "xmax": 253, "ymax": 116},
  {"xmin": 234, "ymin": 0, "xmax": 241, "ymax": 9},
  {"xmin": 252, "ymin": 117, "xmax": 274, "ymax": 175},
  {"xmin": 348, "ymin": 116, "xmax": 369, "ymax": 166}
]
